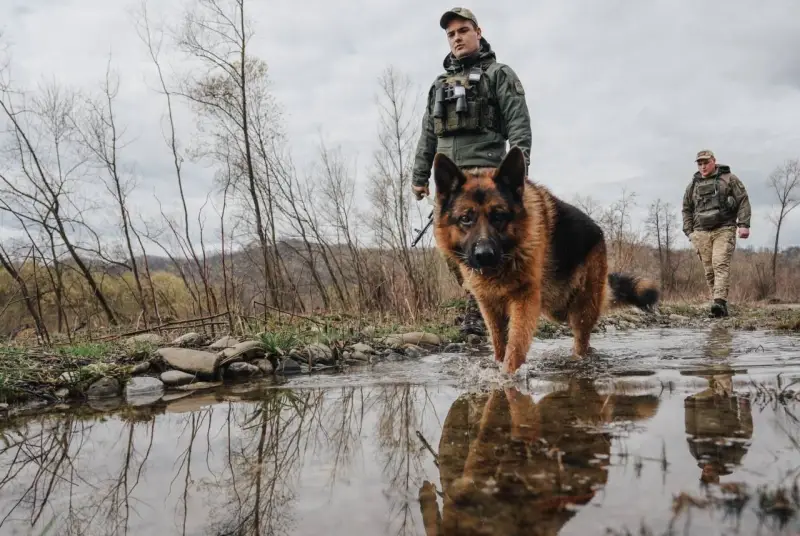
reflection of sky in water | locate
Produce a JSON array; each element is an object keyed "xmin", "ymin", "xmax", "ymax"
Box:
[{"xmin": 1, "ymin": 327, "xmax": 800, "ymax": 535}]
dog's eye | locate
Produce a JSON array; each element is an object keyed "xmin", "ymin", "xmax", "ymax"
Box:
[
  {"xmin": 490, "ymin": 211, "xmax": 510, "ymax": 225},
  {"xmin": 458, "ymin": 212, "xmax": 475, "ymax": 225}
]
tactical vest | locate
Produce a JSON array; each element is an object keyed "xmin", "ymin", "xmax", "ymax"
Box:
[
  {"xmin": 432, "ymin": 65, "xmax": 501, "ymax": 137},
  {"xmin": 692, "ymin": 174, "xmax": 737, "ymax": 229}
]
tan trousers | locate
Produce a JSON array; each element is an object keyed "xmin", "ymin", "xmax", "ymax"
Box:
[{"xmin": 690, "ymin": 226, "xmax": 737, "ymax": 301}]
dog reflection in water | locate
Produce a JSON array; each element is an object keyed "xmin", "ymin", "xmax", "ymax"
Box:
[{"xmin": 419, "ymin": 380, "xmax": 659, "ymax": 535}]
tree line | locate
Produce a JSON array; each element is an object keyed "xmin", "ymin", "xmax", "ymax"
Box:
[{"xmin": 1, "ymin": 0, "xmax": 798, "ymax": 344}]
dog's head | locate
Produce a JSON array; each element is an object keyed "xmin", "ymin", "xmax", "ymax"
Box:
[{"xmin": 432, "ymin": 146, "xmax": 528, "ymax": 274}]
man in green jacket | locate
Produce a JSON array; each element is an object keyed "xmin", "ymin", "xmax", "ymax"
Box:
[
  {"xmin": 682, "ymin": 150, "xmax": 751, "ymax": 318},
  {"xmin": 412, "ymin": 7, "xmax": 532, "ymax": 336}
]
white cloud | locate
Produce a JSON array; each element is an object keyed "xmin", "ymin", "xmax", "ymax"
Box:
[{"xmin": 1, "ymin": 0, "xmax": 799, "ymax": 253}]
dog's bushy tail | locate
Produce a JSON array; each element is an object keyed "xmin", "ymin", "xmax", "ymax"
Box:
[{"xmin": 606, "ymin": 272, "xmax": 660, "ymax": 312}]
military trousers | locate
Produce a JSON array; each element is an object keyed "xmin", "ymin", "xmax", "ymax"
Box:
[{"xmin": 689, "ymin": 226, "xmax": 737, "ymax": 301}]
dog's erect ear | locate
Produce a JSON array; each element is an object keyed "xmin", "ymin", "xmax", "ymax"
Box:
[
  {"xmin": 433, "ymin": 152, "xmax": 466, "ymax": 201},
  {"xmin": 493, "ymin": 146, "xmax": 526, "ymax": 201}
]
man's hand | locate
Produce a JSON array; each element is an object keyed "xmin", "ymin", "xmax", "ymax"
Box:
[
  {"xmin": 738, "ymin": 227, "xmax": 750, "ymax": 239},
  {"xmin": 412, "ymin": 184, "xmax": 430, "ymax": 200}
]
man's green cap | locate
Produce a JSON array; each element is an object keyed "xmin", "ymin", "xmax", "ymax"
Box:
[
  {"xmin": 440, "ymin": 7, "xmax": 478, "ymax": 29},
  {"xmin": 695, "ymin": 150, "xmax": 715, "ymax": 162}
]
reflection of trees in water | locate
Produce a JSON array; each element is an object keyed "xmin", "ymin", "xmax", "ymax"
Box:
[
  {"xmin": 0, "ymin": 384, "xmax": 435, "ymax": 536},
  {"xmin": 204, "ymin": 389, "xmax": 327, "ymax": 536},
  {"xmin": 374, "ymin": 385, "xmax": 437, "ymax": 536},
  {"xmin": 0, "ymin": 414, "xmax": 156, "ymax": 535}
]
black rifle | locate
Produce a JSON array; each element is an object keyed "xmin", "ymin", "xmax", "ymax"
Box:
[{"xmin": 411, "ymin": 210, "xmax": 434, "ymax": 248}]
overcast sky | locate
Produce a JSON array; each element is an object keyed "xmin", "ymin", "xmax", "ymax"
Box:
[{"xmin": 1, "ymin": 0, "xmax": 799, "ymax": 253}]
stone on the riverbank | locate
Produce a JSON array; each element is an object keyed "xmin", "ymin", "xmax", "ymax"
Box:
[
  {"xmin": 305, "ymin": 343, "xmax": 333, "ymax": 365},
  {"xmin": 399, "ymin": 332, "xmax": 442, "ymax": 346},
  {"xmin": 253, "ymin": 359, "xmax": 274, "ymax": 375},
  {"xmin": 350, "ymin": 350, "xmax": 370, "ymax": 362},
  {"xmin": 217, "ymin": 340, "xmax": 266, "ymax": 364},
  {"xmin": 350, "ymin": 343, "xmax": 374, "ymax": 354},
  {"xmin": 126, "ymin": 376, "xmax": 164, "ymax": 395},
  {"xmin": 443, "ymin": 343, "xmax": 465, "ymax": 353},
  {"xmin": 128, "ymin": 333, "xmax": 165, "ymax": 346},
  {"xmin": 209, "ymin": 335, "xmax": 240, "ymax": 350},
  {"xmin": 131, "ymin": 362, "xmax": 150, "ymax": 375},
  {"xmin": 276, "ymin": 358, "xmax": 301, "ymax": 375},
  {"xmin": 157, "ymin": 347, "xmax": 225, "ymax": 376},
  {"xmin": 175, "ymin": 381, "xmax": 222, "ymax": 392},
  {"xmin": 402, "ymin": 344, "xmax": 425, "ymax": 358},
  {"xmin": 125, "ymin": 377, "xmax": 164, "ymax": 406},
  {"xmin": 59, "ymin": 371, "xmax": 79, "ymax": 383},
  {"xmin": 171, "ymin": 332, "xmax": 208, "ymax": 347},
  {"xmin": 160, "ymin": 370, "xmax": 197, "ymax": 386},
  {"xmin": 226, "ymin": 362, "xmax": 262, "ymax": 378},
  {"xmin": 670, "ymin": 314, "xmax": 690, "ymax": 322},
  {"xmin": 87, "ymin": 377, "xmax": 122, "ymax": 399}
]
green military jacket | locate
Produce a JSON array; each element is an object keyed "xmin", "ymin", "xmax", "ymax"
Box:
[
  {"xmin": 411, "ymin": 38, "xmax": 532, "ymax": 187},
  {"xmin": 682, "ymin": 165, "xmax": 751, "ymax": 236}
]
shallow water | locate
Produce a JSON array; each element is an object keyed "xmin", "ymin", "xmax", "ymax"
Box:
[{"xmin": 2, "ymin": 326, "xmax": 800, "ymax": 535}]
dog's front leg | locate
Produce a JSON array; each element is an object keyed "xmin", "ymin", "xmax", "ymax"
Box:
[
  {"xmin": 477, "ymin": 299, "xmax": 507, "ymax": 363},
  {"xmin": 502, "ymin": 289, "xmax": 541, "ymax": 374}
]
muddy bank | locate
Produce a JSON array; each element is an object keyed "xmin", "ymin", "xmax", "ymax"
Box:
[{"xmin": 1, "ymin": 302, "xmax": 798, "ymax": 415}]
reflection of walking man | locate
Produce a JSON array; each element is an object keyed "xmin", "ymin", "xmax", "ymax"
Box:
[
  {"xmin": 682, "ymin": 150, "xmax": 751, "ymax": 318},
  {"xmin": 682, "ymin": 326, "xmax": 753, "ymax": 485}
]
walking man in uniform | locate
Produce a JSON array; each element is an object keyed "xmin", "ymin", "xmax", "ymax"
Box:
[
  {"xmin": 411, "ymin": 7, "xmax": 532, "ymax": 336},
  {"xmin": 682, "ymin": 150, "xmax": 751, "ymax": 317}
]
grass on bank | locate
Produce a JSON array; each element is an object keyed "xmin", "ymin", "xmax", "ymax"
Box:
[{"xmin": 2, "ymin": 301, "xmax": 799, "ymax": 406}]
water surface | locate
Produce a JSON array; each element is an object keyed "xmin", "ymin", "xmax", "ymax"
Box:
[{"xmin": 2, "ymin": 326, "xmax": 800, "ymax": 535}]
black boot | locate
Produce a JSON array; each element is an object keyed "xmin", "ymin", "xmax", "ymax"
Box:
[
  {"xmin": 710, "ymin": 298, "xmax": 728, "ymax": 318},
  {"xmin": 460, "ymin": 294, "xmax": 486, "ymax": 336}
]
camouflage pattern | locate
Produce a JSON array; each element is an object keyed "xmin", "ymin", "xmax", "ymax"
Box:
[
  {"xmin": 412, "ymin": 38, "xmax": 532, "ymax": 187},
  {"xmin": 695, "ymin": 149, "xmax": 715, "ymax": 161},
  {"xmin": 682, "ymin": 164, "xmax": 751, "ymax": 236},
  {"xmin": 690, "ymin": 226, "xmax": 737, "ymax": 301},
  {"xmin": 439, "ymin": 7, "xmax": 478, "ymax": 28}
]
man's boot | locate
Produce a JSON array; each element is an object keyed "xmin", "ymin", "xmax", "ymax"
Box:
[
  {"xmin": 710, "ymin": 298, "xmax": 728, "ymax": 318},
  {"xmin": 460, "ymin": 294, "xmax": 486, "ymax": 336}
]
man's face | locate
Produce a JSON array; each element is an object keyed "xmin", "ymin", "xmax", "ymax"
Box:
[
  {"xmin": 446, "ymin": 18, "xmax": 481, "ymax": 59},
  {"xmin": 697, "ymin": 157, "xmax": 716, "ymax": 177}
]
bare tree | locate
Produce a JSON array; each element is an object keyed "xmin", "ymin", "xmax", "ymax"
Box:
[
  {"xmin": 647, "ymin": 198, "xmax": 678, "ymax": 293},
  {"xmin": 134, "ymin": 2, "xmax": 218, "ymax": 316},
  {"xmin": 0, "ymin": 75, "xmax": 118, "ymax": 326},
  {"xmin": 368, "ymin": 66, "xmax": 438, "ymax": 313},
  {"xmin": 174, "ymin": 0, "xmax": 282, "ymax": 308},
  {"xmin": 0, "ymin": 243, "xmax": 50, "ymax": 344},
  {"xmin": 767, "ymin": 158, "xmax": 800, "ymax": 290},
  {"xmin": 75, "ymin": 59, "xmax": 150, "ymax": 326}
]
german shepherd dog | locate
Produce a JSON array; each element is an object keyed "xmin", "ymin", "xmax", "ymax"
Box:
[{"xmin": 432, "ymin": 146, "xmax": 659, "ymax": 374}]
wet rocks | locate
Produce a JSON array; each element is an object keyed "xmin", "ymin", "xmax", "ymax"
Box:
[
  {"xmin": 160, "ymin": 370, "xmax": 197, "ymax": 386},
  {"xmin": 87, "ymin": 377, "xmax": 122, "ymax": 399},
  {"xmin": 305, "ymin": 343, "xmax": 333, "ymax": 363},
  {"xmin": 218, "ymin": 340, "xmax": 266, "ymax": 364},
  {"xmin": 209, "ymin": 335, "xmax": 240, "ymax": 350},
  {"xmin": 157, "ymin": 347, "xmax": 220, "ymax": 376},
  {"xmin": 253, "ymin": 359, "xmax": 274, "ymax": 375},
  {"xmin": 125, "ymin": 376, "xmax": 164, "ymax": 406},
  {"xmin": 225, "ymin": 362, "xmax": 262, "ymax": 378},
  {"xmin": 276, "ymin": 358, "xmax": 301, "ymax": 375}
]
